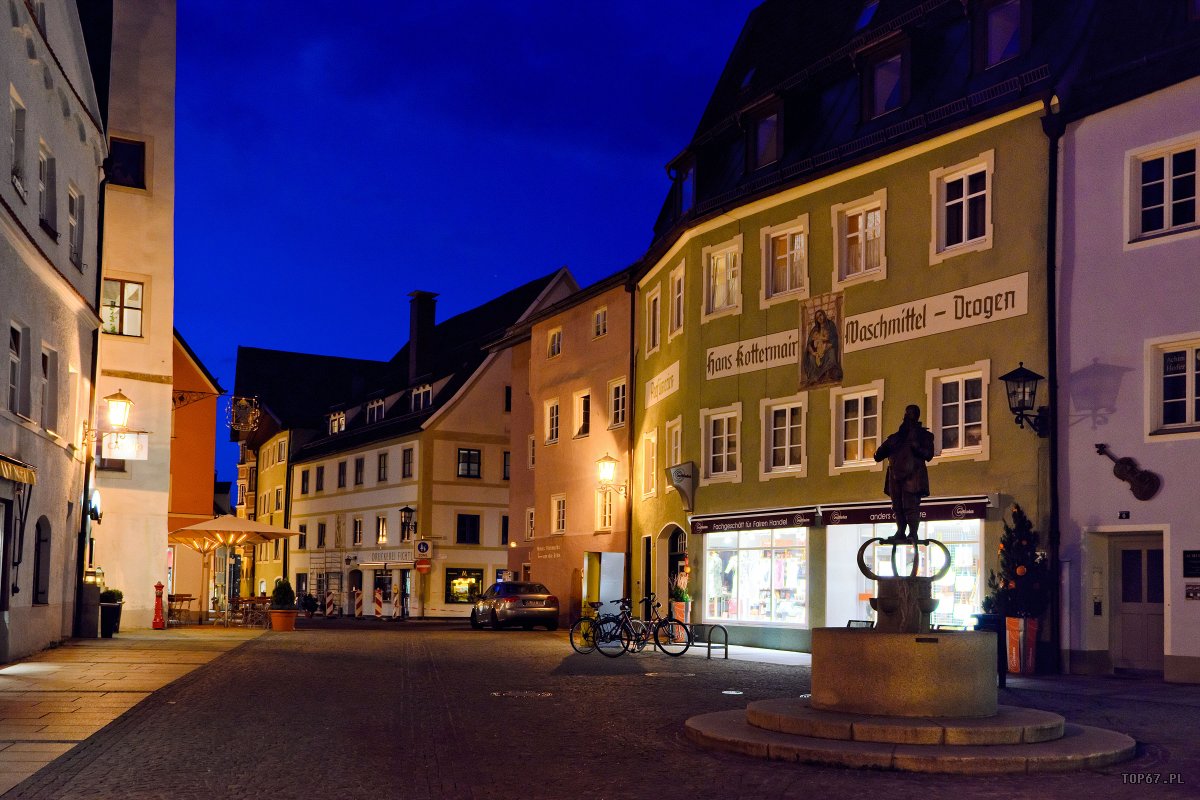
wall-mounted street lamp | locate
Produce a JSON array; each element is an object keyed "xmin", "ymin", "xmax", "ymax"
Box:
[
  {"xmin": 399, "ymin": 505, "xmax": 418, "ymax": 541},
  {"xmin": 596, "ymin": 453, "xmax": 627, "ymax": 497},
  {"xmin": 84, "ymin": 389, "xmax": 135, "ymax": 441},
  {"xmin": 998, "ymin": 363, "xmax": 1050, "ymax": 437}
]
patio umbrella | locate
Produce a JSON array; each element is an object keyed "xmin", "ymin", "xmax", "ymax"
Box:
[{"xmin": 168, "ymin": 514, "xmax": 298, "ymax": 547}]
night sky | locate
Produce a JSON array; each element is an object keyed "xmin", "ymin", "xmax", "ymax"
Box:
[{"xmin": 174, "ymin": 2, "xmax": 760, "ymax": 479}]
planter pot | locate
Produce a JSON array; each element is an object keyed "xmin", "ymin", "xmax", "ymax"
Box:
[
  {"xmin": 99, "ymin": 603, "xmax": 123, "ymax": 638},
  {"xmin": 269, "ymin": 609, "xmax": 298, "ymax": 632},
  {"xmin": 670, "ymin": 601, "xmax": 692, "ymax": 642},
  {"xmin": 1005, "ymin": 616, "xmax": 1039, "ymax": 674}
]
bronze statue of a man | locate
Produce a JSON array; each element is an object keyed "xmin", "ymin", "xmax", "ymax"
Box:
[{"xmin": 873, "ymin": 404, "xmax": 934, "ymax": 544}]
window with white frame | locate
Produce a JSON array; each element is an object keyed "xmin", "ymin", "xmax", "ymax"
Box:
[
  {"xmin": 545, "ymin": 399, "xmax": 559, "ymax": 443},
  {"xmin": 645, "ymin": 285, "xmax": 661, "ymax": 354},
  {"xmin": 353, "ymin": 517, "xmax": 363, "ymax": 546},
  {"xmin": 1149, "ymin": 335, "xmax": 1200, "ymax": 435},
  {"xmin": 278, "ymin": 440, "xmax": 286, "ymax": 462},
  {"xmin": 831, "ymin": 383, "xmax": 882, "ymax": 469},
  {"xmin": 411, "ymin": 384, "xmax": 432, "ymax": 411},
  {"xmin": 525, "ymin": 507, "xmax": 535, "ymax": 540},
  {"xmin": 527, "ymin": 434, "xmax": 535, "ymax": 468},
  {"xmin": 274, "ymin": 487, "xmax": 283, "ymax": 511},
  {"xmin": 401, "ymin": 447, "xmax": 413, "ymax": 479},
  {"xmin": 354, "ymin": 456, "xmax": 365, "ymax": 485},
  {"xmin": 762, "ymin": 396, "xmax": 806, "ymax": 476},
  {"xmin": 1132, "ymin": 140, "xmax": 1197, "ymax": 239},
  {"xmin": 366, "ymin": 399, "xmax": 385, "ymax": 423},
  {"xmin": 456, "ymin": 448, "xmax": 481, "ymax": 479},
  {"xmin": 866, "ymin": 49, "xmax": 907, "ymax": 119},
  {"xmin": 67, "ymin": 188, "xmax": 83, "ymax": 268},
  {"xmin": 551, "ymin": 494, "xmax": 566, "ymax": 534},
  {"xmin": 668, "ymin": 263, "xmax": 685, "ymax": 338},
  {"xmin": 547, "ymin": 327, "xmax": 562, "ymax": 358},
  {"xmin": 6, "ymin": 325, "xmax": 22, "ymax": 415},
  {"xmin": 703, "ymin": 405, "xmax": 741, "ymax": 482},
  {"xmin": 665, "ymin": 416, "xmax": 682, "ymax": 470},
  {"xmin": 931, "ymin": 152, "xmax": 993, "ymax": 263},
  {"xmin": 595, "ymin": 490, "xmax": 613, "ymax": 531},
  {"xmin": 100, "ymin": 278, "xmax": 144, "ymax": 336},
  {"xmin": 748, "ymin": 110, "xmax": 780, "ymax": 171},
  {"xmin": 376, "ymin": 515, "xmax": 387, "ymax": 545},
  {"xmin": 378, "ymin": 451, "xmax": 388, "ymax": 481},
  {"xmin": 642, "ymin": 430, "xmax": 658, "ymax": 496},
  {"xmin": 608, "ymin": 378, "xmax": 626, "ymax": 427},
  {"xmin": 981, "ymin": 0, "xmax": 1023, "ymax": 68},
  {"xmin": 573, "ymin": 390, "xmax": 590, "ymax": 437},
  {"xmin": 37, "ymin": 144, "xmax": 55, "ymax": 233},
  {"xmin": 704, "ymin": 237, "xmax": 742, "ymax": 318},
  {"xmin": 832, "ymin": 191, "xmax": 886, "ymax": 286},
  {"xmin": 592, "ymin": 307, "xmax": 608, "ymax": 338},
  {"xmin": 761, "ymin": 216, "xmax": 808, "ymax": 304},
  {"xmin": 927, "ymin": 363, "xmax": 989, "ymax": 459},
  {"xmin": 328, "ymin": 412, "xmax": 345, "ymax": 435}
]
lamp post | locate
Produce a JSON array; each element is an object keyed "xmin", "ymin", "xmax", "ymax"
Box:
[{"xmin": 399, "ymin": 505, "xmax": 417, "ymax": 619}]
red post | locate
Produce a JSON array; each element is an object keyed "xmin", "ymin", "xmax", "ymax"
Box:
[{"xmin": 152, "ymin": 581, "xmax": 166, "ymax": 630}]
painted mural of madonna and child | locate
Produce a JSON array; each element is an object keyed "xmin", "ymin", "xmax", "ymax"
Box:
[{"xmin": 800, "ymin": 293, "xmax": 844, "ymax": 389}]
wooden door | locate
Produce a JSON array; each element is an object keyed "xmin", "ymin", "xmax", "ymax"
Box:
[{"xmin": 1110, "ymin": 534, "xmax": 1165, "ymax": 671}]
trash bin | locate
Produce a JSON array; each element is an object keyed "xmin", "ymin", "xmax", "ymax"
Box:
[{"xmin": 971, "ymin": 612, "xmax": 1007, "ymax": 688}]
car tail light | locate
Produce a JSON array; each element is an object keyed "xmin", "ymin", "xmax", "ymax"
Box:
[{"xmin": 499, "ymin": 596, "xmax": 520, "ymax": 604}]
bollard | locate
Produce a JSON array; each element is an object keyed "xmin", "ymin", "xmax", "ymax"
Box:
[
  {"xmin": 374, "ymin": 588, "xmax": 383, "ymax": 618},
  {"xmin": 152, "ymin": 582, "xmax": 166, "ymax": 630}
]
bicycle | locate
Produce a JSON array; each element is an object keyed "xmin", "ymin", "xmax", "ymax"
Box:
[
  {"xmin": 596, "ymin": 596, "xmax": 692, "ymax": 658},
  {"xmin": 645, "ymin": 593, "xmax": 692, "ymax": 657},
  {"xmin": 568, "ymin": 602, "xmax": 605, "ymax": 654}
]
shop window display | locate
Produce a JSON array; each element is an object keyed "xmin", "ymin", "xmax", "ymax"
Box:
[
  {"xmin": 704, "ymin": 528, "xmax": 808, "ymax": 625},
  {"xmin": 444, "ymin": 568, "xmax": 484, "ymax": 604}
]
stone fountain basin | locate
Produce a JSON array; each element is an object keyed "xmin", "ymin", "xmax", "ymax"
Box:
[{"xmin": 812, "ymin": 628, "xmax": 997, "ymax": 718}]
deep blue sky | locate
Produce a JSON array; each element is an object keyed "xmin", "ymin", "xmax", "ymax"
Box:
[{"xmin": 174, "ymin": 2, "xmax": 759, "ymax": 479}]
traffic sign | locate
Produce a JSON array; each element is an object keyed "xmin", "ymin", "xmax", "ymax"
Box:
[
  {"xmin": 415, "ymin": 558, "xmax": 432, "ymax": 574},
  {"xmin": 415, "ymin": 540, "xmax": 433, "ymax": 557}
]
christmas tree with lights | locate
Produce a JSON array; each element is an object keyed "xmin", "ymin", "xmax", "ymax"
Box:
[{"xmin": 984, "ymin": 504, "xmax": 1050, "ymax": 618}]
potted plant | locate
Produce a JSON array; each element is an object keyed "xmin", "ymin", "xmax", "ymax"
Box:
[
  {"xmin": 984, "ymin": 504, "xmax": 1051, "ymax": 674},
  {"xmin": 299, "ymin": 593, "xmax": 319, "ymax": 618},
  {"xmin": 98, "ymin": 588, "xmax": 124, "ymax": 638},
  {"xmin": 269, "ymin": 580, "xmax": 298, "ymax": 632}
]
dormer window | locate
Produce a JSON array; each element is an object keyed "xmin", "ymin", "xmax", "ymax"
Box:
[
  {"xmin": 328, "ymin": 411, "xmax": 346, "ymax": 435},
  {"xmin": 411, "ymin": 384, "xmax": 432, "ymax": 412},
  {"xmin": 748, "ymin": 110, "xmax": 780, "ymax": 171},
  {"xmin": 976, "ymin": 0, "xmax": 1027, "ymax": 70},
  {"xmin": 863, "ymin": 45, "xmax": 909, "ymax": 120},
  {"xmin": 366, "ymin": 399, "xmax": 385, "ymax": 424},
  {"xmin": 854, "ymin": 0, "xmax": 880, "ymax": 32},
  {"xmin": 679, "ymin": 163, "xmax": 695, "ymax": 215}
]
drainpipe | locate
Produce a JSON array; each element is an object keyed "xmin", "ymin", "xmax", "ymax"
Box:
[
  {"xmin": 1042, "ymin": 99, "xmax": 1064, "ymax": 675},
  {"xmin": 624, "ymin": 275, "xmax": 636, "ymax": 604}
]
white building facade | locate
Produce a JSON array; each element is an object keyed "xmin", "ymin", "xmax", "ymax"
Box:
[
  {"xmin": 1059, "ymin": 74, "xmax": 1200, "ymax": 683},
  {"xmin": 1, "ymin": 0, "xmax": 105, "ymax": 661},
  {"xmin": 91, "ymin": 0, "xmax": 176, "ymax": 629}
]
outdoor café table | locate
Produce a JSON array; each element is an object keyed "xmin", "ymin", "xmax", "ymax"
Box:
[
  {"xmin": 167, "ymin": 594, "xmax": 196, "ymax": 626},
  {"xmin": 239, "ymin": 596, "xmax": 271, "ymax": 628}
]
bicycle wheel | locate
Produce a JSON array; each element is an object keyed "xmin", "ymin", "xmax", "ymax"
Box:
[
  {"xmin": 654, "ymin": 620, "xmax": 692, "ymax": 656},
  {"xmin": 595, "ymin": 615, "xmax": 629, "ymax": 658},
  {"xmin": 569, "ymin": 617, "xmax": 597, "ymax": 654},
  {"xmin": 627, "ymin": 618, "xmax": 650, "ymax": 653}
]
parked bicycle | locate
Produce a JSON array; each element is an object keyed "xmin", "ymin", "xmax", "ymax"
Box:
[
  {"xmin": 595, "ymin": 595, "xmax": 691, "ymax": 658},
  {"xmin": 568, "ymin": 601, "xmax": 605, "ymax": 654}
]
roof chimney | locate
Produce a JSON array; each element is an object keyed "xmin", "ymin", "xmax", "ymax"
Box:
[{"xmin": 408, "ymin": 291, "xmax": 438, "ymax": 381}]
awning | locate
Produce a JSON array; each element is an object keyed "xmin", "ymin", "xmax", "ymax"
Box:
[
  {"xmin": 691, "ymin": 507, "xmax": 817, "ymax": 536},
  {"xmin": 0, "ymin": 454, "xmax": 37, "ymax": 485}
]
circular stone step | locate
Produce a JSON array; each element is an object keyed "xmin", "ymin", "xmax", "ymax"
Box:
[
  {"xmin": 685, "ymin": 710, "xmax": 1136, "ymax": 774},
  {"xmin": 747, "ymin": 697, "xmax": 1064, "ymax": 745}
]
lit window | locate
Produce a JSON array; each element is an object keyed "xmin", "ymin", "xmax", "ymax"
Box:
[
  {"xmin": 100, "ymin": 279, "xmax": 144, "ymax": 336},
  {"xmin": 646, "ymin": 285, "xmax": 661, "ymax": 353},
  {"xmin": 761, "ymin": 217, "xmax": 808, "ymax": 303},
  {"xmin": 457, "ymin": 448, "xmax": 481, "ymax": 478},
  {"xmin": 328, "ymin": 412, "xmax": 345, "ymax": 435},
  {"xmin": 930, "ymin": 370, "xmax": 987, "ymax": 456},
  {"xmin": 642, "ymin": 430, "xmax": 657, "ymax": 496},
  {"xmin": 704, "ymin": 238, "xmax": 743, "ymax": 318},
  {"xmin": 704, "ymin": 528, "xmax": 808, "ymax": 626},
  {"xmin": 595, "ymin": 490, "xmax": 613, "ymax": 531},
  {"xmin": 705, "ymin": 409, "xmax": 740, "ymax": 480},
  {"xmin": 666, "ymin": 416, "xmax": 682, "ymax": 469},
  {"xmin": 764, "ymin": 400, "xmax": 805, "ymax": 474},
  {"xmin": 376, "ymin": 516, "xmax": 388, "ymax": 545},
  {"xmin": 526, "ymin": 507, "xmax": 535, "ymax": 540},
  {"xmin": 547, "ymin": 328, "xmax": 562, "ymax": 358},
  {"xmin": 832, "ymin": 191, "xmax": 886, "ymax": 287},
  {"xmin": 833, "ymin": 386, "xmax": 880, "ymax": 468}
]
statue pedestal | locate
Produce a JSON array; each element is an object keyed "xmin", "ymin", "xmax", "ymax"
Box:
[
  {"xmin": 811, "ymin": 628, "xmax": 997, "ymax": 717},
  {"xmin": 869, "ymin": 576, "xmax": 938, "ymax": 633}
]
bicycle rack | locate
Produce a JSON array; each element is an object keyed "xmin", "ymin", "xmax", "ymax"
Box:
[{"xmin": 691, "ymin": 623, "xmax": 729, "ymax": 660}]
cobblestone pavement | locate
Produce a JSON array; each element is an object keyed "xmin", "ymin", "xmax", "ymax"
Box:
[{"xmin": 3, "ymin": 621, "xmax": 1198, "ymax": 800}]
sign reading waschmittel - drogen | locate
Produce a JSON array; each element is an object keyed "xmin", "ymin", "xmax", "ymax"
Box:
[
  {"xmin": 645, "ymin": 361, "xmax": 680, "ymax": 408},
  {"xmin": 843, "ymin": 272, "xmax": 1028, "ymax": 353},
  {"xmin": 705, "ymin": 330, "xmax": 801, "ymax": 380}
]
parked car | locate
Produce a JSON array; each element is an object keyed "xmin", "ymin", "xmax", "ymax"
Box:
[{"xmin": 470, "ymin": 582, "xmax": 559, "ymax": 630}]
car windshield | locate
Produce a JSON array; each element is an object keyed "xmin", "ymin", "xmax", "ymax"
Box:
[{"xmin": 505, "ymin": 583, "xmax": 549, "ymax": 595}]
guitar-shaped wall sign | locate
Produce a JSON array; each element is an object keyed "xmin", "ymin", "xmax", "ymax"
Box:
[{"xmin": 1095, "ymin": 443, "xmax": 1162, "ymax": 501}]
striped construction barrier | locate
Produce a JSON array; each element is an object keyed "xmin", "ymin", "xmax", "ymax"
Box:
[
  {"xmin": 392, "ymin": 590, "xmax": 401, "ymax": 620},
  {"xmin": 325, "ymin": 591, "xmax": 336, "ymax": 617},
  {"xmin": 374, "ymin": 588, "xmax": 383, "ymax": 618},
  {"xmin": 354, "ymin": 589, "xmax": 363, "ymax": 618}
]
